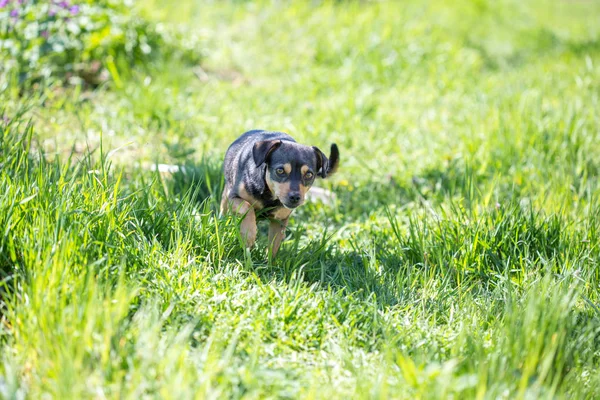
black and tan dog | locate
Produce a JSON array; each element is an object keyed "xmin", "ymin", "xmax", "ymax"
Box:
[{"xmin": 221, "ymin": 130, "xmax": 339, "ymax": 256}]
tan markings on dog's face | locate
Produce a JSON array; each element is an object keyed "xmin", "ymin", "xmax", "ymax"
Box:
[
  {"xmin": 265, "ymin": 173, "xmax": 277, "ymax": 200},
  {"xmin": 272, "ymin": 207, "xmax": 292, "ymax": 221},
  {"xmin": 238, "ymin": 182, "xmax": 263, "ymax": 210},
  {"xmin": 274, "ymin": 181, "xmax": 291, "ymax": 201},
  {"xmin": 266, "ymin": 173, "xmax": 292, "ymax": 203},
  {"xmin": 299, "ymin": 165, "xmax": 314, "ymax": 199},
  {"xmin": 301, "ymin": 164, "xmax": 316, "ymax": 186},
  {"xmin": 299, "ymin": 183, "xmax": 310, "ymax": 198},
  {"xmin": 283, "ymin": 163, "xmax": 292, "ymax": 174}
]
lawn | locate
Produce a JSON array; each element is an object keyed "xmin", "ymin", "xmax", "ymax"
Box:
[{"xmin": 1, "ymin": 0, "xmax": 600, "ymax": 398}]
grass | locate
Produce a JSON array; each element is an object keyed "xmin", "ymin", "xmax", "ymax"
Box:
[{"xmin": 2, "ymin": 0, "xmax": 600, "ymax": 398}]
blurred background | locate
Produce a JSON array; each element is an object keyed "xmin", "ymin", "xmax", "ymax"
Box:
[{"xmin": 1, "ymin": 0, "xmax": 600, "ymax": 209}]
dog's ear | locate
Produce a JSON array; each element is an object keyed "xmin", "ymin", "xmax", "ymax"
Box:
[
  {"xmin": 253, "ymin": 140, "xmax": 282, "ymax": 167},
  {"xmin": 313, "ymin": 144, "xmax": 339, "ymax": 178},
  {"xmin": 313, "ymin": 146, "xmax": 329, "ymax": 178}
]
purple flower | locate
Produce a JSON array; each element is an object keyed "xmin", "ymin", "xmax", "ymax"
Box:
[
  {"xmin": 10, "ymin": 9, "xmax": 18, "ymax": 17},
  {"xmin": 58, "ymin": 1, "xmax": 69, "ymax": 8},
  {"xmin": 48, "ymin": 8, "xmax": 56, "ymax": 16},
  {"xmin": 69, "ymin": 5, "xmax": 79, "ymax": 14},
  {"xmin": 0, "ymin": 0, "xmax": 10, "ymax": 8},
  {"xmin": 41, "ymin": 30, "xmax": 49, "ymax": 39}
]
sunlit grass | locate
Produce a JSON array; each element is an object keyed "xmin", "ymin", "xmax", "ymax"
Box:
[{"xmin": 1, "ymin": 0, "xmax": 600, "ymax": 398}]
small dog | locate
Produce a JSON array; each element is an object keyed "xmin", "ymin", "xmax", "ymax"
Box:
[{"xmin": 221, "ymin": 130, "xmax": 339, "ymax": 256}]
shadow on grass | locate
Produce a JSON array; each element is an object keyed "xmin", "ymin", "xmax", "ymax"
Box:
[
  {"xmin": 244, "ymin": 230, "xmax": 426, "ymax": 311},
  {"xmin": 160, "ymin": 157, "xmax": 499, "ymax": 301},
  {"xmin": 157, "ymin": 157, "xmax": 598, "ymax": 314},
  {"xmin": 168, "ymin": 157, "xmax": 225, "ymax": 212},
  {"xmin": 246, "ymin": 200, "xmax": 598, "ymax": 313}
]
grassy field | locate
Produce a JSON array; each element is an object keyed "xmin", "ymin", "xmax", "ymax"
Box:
[{"xmin": 2, "ymin": 0, "xmax": 600, "ymax": 398}]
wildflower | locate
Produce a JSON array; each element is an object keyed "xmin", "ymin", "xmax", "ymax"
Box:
[
  {"xmin": 0, "ymin": 0, "xmax": 10, "ymax": 8},
  {"xmin": 58, "ymin": 1, "xmax": 69, "ymax": 8},
  {"xmin": 9, "ymin": 9, "xmax": 18, "ymax": 17},
  {"xmin": 70, "ymin": 5, "xmax": 79, "ymax": 15},
  {"xmin": 48, "ymin": 8, "xmax": 56, "ymax": 16},
  {"xmin": 41, "ymin": 30, "xmax": 49, "ymax": 39}
]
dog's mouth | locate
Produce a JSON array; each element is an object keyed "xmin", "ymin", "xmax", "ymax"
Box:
[{"xmin": 281, "ymin": 201, "xmax": 302, "ymax": 209}]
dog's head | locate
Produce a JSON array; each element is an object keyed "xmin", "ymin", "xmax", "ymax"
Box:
[{"xmin": 253, "ymin": 140, "xmax": 339, "ymax": 209}]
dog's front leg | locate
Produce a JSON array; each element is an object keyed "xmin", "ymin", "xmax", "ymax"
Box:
[
  {"xmin": 229, "ymin": 197, "xmax": 257, "ymax": 248},
  {"xmin": 268, "ymin": 218, "xmax": 288, "ymax": 257},
  {"xmin": 219, "ymin": 186, "xmax": 230, "ymax": 216}
]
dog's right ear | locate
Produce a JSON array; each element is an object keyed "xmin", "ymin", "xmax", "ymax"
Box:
[
  {"xmin": 313, "ymin": 143, "xmax": 339, "ymax": 178},
  {"xmin": 253, "ymin": 140, "xmax": 282, "ymax": 167}
]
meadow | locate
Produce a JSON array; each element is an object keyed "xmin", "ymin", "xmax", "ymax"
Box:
[{"xmin": 1, "ymin": 0, "xmax": 600, "ymax": 398}]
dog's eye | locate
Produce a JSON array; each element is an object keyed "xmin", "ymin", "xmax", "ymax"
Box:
[
  {"xmin": 305, "ymin": 172, "xmax": 314, "ymax": 180},
  {"xmin": 275, "ymin": 168, "xmax": 285, "ymax": 175}
]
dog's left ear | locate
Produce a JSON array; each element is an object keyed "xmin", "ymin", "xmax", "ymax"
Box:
[
  {"xmin": 253, "ymin": 140, "xmax": 282, "ymax": 167},
  {"xmin": 313, "ymin": 143, "xmax": 339, "ymax": 178}
]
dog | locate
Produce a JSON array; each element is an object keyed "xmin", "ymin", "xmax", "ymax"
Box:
[{"xmin": 221, "ymin": 130, "xmax": 339, "ymax": 256}]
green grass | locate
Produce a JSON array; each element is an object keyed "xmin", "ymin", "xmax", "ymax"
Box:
[{"xmin": 2, "ymin": 0, "xmax": 600, "ymax": 398}]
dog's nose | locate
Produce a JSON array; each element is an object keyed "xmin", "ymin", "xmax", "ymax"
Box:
[{"xmin": 288, "ymin": 192, "xmax": 301, "ymax": 205}]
